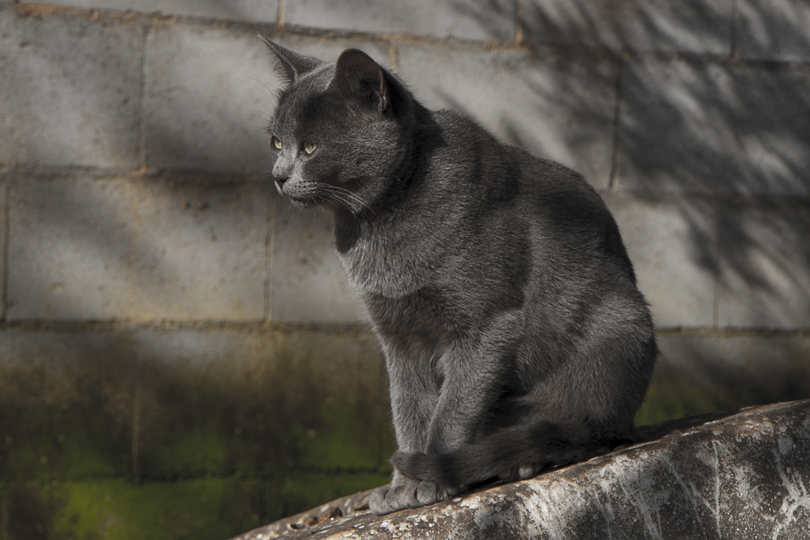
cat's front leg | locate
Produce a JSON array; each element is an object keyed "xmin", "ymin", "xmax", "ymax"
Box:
[{"xmin": 370, "ymin": 345, "xmax": 445, "ymax": 515}]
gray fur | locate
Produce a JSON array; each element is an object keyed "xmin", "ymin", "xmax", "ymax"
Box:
[{"xmin": 260, "ymin": 39, "xmax": 657, "ymax": 515}]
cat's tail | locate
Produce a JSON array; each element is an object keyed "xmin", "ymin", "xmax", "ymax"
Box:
[{"xmin": 389, "ymin": 421, "xmax": 622, "ymax": 488}]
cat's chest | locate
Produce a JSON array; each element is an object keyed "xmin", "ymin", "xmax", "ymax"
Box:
[
  {"xmin": 335, "ymin": 213, "xmax": 459, "ymax": 299},
  {"xmin": 337, "ymin": 233, "xmax": 435, "ymax": 298},
  {"xmin": 363, "ymin": 285, "xmax": 470, "ymax": 352},
  {"xmin": 333, "ymin": 194, "xmax": 473, "ymax": 299}
]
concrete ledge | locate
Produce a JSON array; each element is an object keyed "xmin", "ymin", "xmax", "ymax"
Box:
[{"xmin": 233, "ymin": 400, "xmax": 810, "ymax": 539}]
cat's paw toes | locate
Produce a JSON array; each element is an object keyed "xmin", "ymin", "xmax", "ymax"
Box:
[
  {"xmin": 415, "ymin": 481, "xmax": 447, "ymax": 505},
  {"xmin": 369, "ymin": 484, "xmax": 418, "ymax": 515},
  {"xmin": 518, "ymin": 464, "xmax": 537, "ymax": 479},
  {"xmin": 369, "ymin": 482, "xmax": 448, "ymax": 515},
  {"xmin": 498, "ymin": 464, "xmax": 543, "ymax": 482}
]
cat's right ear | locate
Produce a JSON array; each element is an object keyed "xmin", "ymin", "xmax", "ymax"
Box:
[
  {"xmin": 259, "ymin": 36, "xmax": 322, "ymax": 84},
  {"xmin": 329, "ymin": 48, "xmax": 389, "ymax": 113}
]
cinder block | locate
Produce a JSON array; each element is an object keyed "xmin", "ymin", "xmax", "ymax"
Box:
[
  {"xmin": 735, "ymin": 0, "xmax": 810, "ymax": 62},
  {"xmin": 284, "ymin": 0, "xmax": 516, "ymax": 42},
  {"xmin": 18, "ymin": 0, "xmax": 278, "ymax": 23},
  {"xmin": 144, "ymin": 25, "xmax": 390, "ymax": 173},
  {"xmin": 0, "ymin": 178, "xmax": 6, "ymax": 320},
  {"xmin": 617, "ymin": 60, "xmax": 810, "ymax": 196},
  {"xmin": 521, "ymin": 0, "xmax": 733, "ymax": 55},
  {"xmin": 395, "ymin": 44, "xmax": 617, "ymax": 190},
  {"xmin": 144, "ymin": 23, "xmax": 276, "ymax": 173},
  {"xmin": 605, "ymin": 196, "xmax": 717, "ymax": 329},
  {"xmin": 269, "ymin": 195, "xmax": 368, "ymax": 323},
  {"xmin": 717, "ymin": 202, "xmax": 810, "ymax": 329},
  {"xmin": 0, "ymin": 10, "xmax": 142, "ymax": 168},
  {"xmin": 135, "ymin": 328, "xmax": 388, "ymax": 477},
  {"xmin": 0, "ymin": 330, "xmax": 136, "ymax": 480},
  {"xmin": 655, "ymin": 333, "xmax": 810, "ymax": 409},
  {"xmin": 9, "ymin": 173, "xmax": 269, "ymax": 321}
]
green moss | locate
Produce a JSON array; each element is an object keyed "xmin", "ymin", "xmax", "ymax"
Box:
[
  {"xmin": 2, "ymin": 431, "xmax": 129, "ymax": 484},
  {"xmin": 635, "ymin": 368, "xmax": 729, "ymax": 426},
  {"xmin": 266, "ymin": 471, "xmax": 389, "ymax": 522},
  {"xmin": 0, "ymin": 358, "xmax": 132, "ymax": 482},
  {"xmin": 141, "ymin": 420, "xmax": 231, "ymax": 478},
  {"xmin": 1, "ymin": 479, "xmax": 248, "ymax": 540},
  {"xmin": 135, "ymin": 331, "xmax": 391, "ymax": 479},
  {"xmin": 0, "ymin": 473, "xmax": 389, "ymax": 540}
]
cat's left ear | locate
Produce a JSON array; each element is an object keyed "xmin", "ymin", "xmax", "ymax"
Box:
[
  {"xmin": 259, "ymin": 36, "xmax": 322, "ymax": 84},
  {"xmin": 329, "ymin": 49, "xmax": 389, "ymax": 113}
]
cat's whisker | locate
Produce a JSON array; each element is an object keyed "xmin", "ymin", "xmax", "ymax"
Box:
[
  {"xmin": 329, "ymin": 191, "xmax": 362, "ymax": 213},
  {"xmin": 320, "ymin": 184, "xmax": 376, "ymax": 217},
  {"xmin": 330, "ymin": 186, "xmax": 377, "ymax": 217},
  {"xmin": 245, "ymin": 77, "xmax": 278, "ymax": 104},
  {"xmin": 314, "ymin": 187, "xmax": 347, "ymax": 209},
  {"xmin": 322, "ymin": 186, "xmax": 359, "ymax": 209},
  {"xmin": 248, "ymin": 114, "xmax": 274, "ymax": 133}
]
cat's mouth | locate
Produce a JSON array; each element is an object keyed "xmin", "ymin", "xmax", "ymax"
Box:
[
  {"xmin": 274, "ymin": 182, "xmax": 320, "ymax": 207},
  {"xmin": 285, "ymin": 192, "xmax": 322, "ymax": 208}
]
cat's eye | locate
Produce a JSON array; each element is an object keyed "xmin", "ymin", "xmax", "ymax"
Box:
[
  {"xmin": 303, "ymin": 141, "xmax": 317, "ymax": 155},
  {"xmin": 271, "ymin": 136, "xmax": 282, "ymax": 150}
]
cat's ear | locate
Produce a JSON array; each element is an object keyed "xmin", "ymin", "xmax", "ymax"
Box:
[
  {"xmin": 329, "ymin": 49, "xmax": 389, "ymax": 113},
  {"xmin": 259, "ymin": 36, "xmax": 322, "ymax": 84}
]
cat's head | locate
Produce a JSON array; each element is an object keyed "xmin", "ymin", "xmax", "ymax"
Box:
[{"xmin": 261, "ymin": 38, "xmax": 416, "ymax": 214}]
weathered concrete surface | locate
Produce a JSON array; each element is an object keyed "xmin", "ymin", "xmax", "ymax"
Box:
[
  {"xmin": 18, "ymin": 0, "xmax": 279, "ymax": 23},
  {"xmin": 143, "ymin": 21, "xmax": 277, "ymax": 173},
  {"xmin": 716, "ymin": 202, "xmax": 810, "ymax": 329},
  {"xmin": 0, "ymin": 9, "xmax": 143, "ymax": 168},
  {"xmin": 605, "ymin": 196, "xmax": 717, "ymax": 329},
  {"xmin": 521, "ymin": 0, "xmax": 733, "ymax": 55},
  {"xmin": 270, "ymin": 193, "xmax": 368, "ymax": 323},
  {"xmin": 617, "ymin": 60, "xmax": 810, "ymax": 197},
  {"xmin": 736, "ymin": 0, "xmax": 810, "ymax": 62},
  {"xmin": 233, "ymin": 400, "xmax": 810, "ymax": 539},
  {"xmin": 396, "ymin": 45, "xmax": 617, "ymax": 191},
  {"xmin": 8, "ymin": 172, "xmax": 270, "ymax": 321},
  {"xmin": 284, "ymin": 0, "xmax": 516, "ymax": 43}
]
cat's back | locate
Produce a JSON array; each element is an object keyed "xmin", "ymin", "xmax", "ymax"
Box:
[
  {"xmin": 424, "ymin": 110, "xmax": 522, "ymax": 206},
  {"xmin": 430, "ymin": 109, "xmax": 603, "ymax": 208},
  {"xmin": 431, "ymin": 110, "xmax": 620, "ymax": 243},
  {"xmin": 430, "ymin": 109, "xmax": 635, "ymax": 286}
]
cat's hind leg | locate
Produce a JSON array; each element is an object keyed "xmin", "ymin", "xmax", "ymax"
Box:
[{"xmin": 497, "ymin": 463, "xmax": 544, "ymax": 482}]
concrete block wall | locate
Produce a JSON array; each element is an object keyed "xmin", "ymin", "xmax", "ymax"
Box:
[{"xmin": 1, "ymin": 0, "xmax": 809, "ymax": 537}]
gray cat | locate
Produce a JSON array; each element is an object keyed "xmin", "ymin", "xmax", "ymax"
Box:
[{"xmin": 261, "ymin": 38, "xmax": 657, "ymax": 515}]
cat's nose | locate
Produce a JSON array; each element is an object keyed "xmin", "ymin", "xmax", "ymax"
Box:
[{"xmin": 272, "ymin": 158, "xmax": 292, "ymax": 190}]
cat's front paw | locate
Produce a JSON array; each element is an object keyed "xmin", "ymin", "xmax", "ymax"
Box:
[{"xmin": 368, "ymin": 480, "xmax": 448, "ymax": 515}]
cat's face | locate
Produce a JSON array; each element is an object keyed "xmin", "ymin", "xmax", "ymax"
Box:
[{"xmin": 264, "ymin": 41, "xmax": 408, "ymax": 214}]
